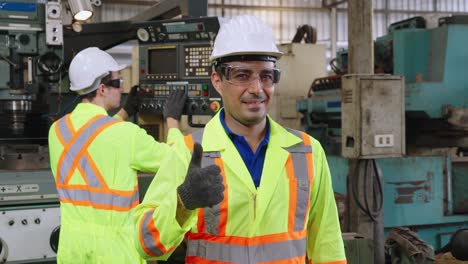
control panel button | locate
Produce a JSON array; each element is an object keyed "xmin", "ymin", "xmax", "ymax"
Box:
[
  {"xmin": 209, "ymin": 101, "xmax": 221, "ymax": 112},
  {"xmin": 189, "ymin": 101, "xmax": 198, "ymax": 112}
]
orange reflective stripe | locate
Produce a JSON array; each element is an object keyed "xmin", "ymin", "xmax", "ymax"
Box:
[
  {"xmin": 301, "ymin": 131, "xmax": 311, "ymax": 146},
  {"xmin": 286, "ymin": 155, "xmax": 297, "ymax": 232},
  {"xmin": 56, "ymin": 184, "xmax": 138, "ymax": 196},
  {"xmin": 56, "ymin": 115, "xmax": 102, "ymax": 184},
  {"xmin": 55, "ymin": 122, "xmax": 66, "ymax": 147},
  {"xmin": 304, "ymin": 151, "xmax": 313, "ymax": 227},
  {"xmin": 59, "ymin": 198, "xmax": 138, "ymax": 211},
  {"xmin": 185, "ymin": 256, "xmax": 232, "ymax": 264},
  {"xmin": 139, "ymin": 210, "xmax": 176, "ymax": 257},
  {"xmin": 184, "ymin": 135, "xmax": 194, "ymax": 152},
  {"xmin": 141, "ymin": 210, "xmax": 163, "ymax": 256},
  {"xmin": 258, "ymin": 255, "xmax": 306, "ymax": 264},
  {"xmin": 65, "ymin": 114, "xmax": 75, "ymax": 133},
  {"xmin": 64, "ymin": 118, "xmax": 120, "ymax": 185},
  {"xmin": 188, "ymin": 230, "xmax": 307, "ymax": 246},
  {"xmin": 54, "ymin": 123, "xmax": 66, "ymax": 184},
  {"xmin": 197, "ymin": 208, "xmax": 206, "ymax": 233},
  {"xmin": 214, "ymin": 157, "xmax": 228, "ymax": 236},
  {"xmin": 301, "ymin": 131, "xmax": 314, "ymax": 229}
]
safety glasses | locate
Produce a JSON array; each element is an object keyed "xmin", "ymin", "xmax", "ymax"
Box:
[
  {"xmin": 216, "ymin": 64, "xmax": 281, "ymax": 88},
  {"xmin": 105, "ymin": 79, "xmax": 124, "ymax": 89}
]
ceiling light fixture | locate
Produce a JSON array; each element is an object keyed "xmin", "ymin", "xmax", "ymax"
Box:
[{"xmin": 68, "ymin": 0, "xmax": 93, "ymax": 21}]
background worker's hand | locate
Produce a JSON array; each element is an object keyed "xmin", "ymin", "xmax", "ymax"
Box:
[
  {"xmin": 123, "ymin": 85, "xmax": 139, "ymax": 117},
  {"xmin": 177, "ymin": 143, "xmax": 224, "ymax": 210},
  {"xmin": 163, "ymin": 89, "xmax": 187, "ymax": 121}
]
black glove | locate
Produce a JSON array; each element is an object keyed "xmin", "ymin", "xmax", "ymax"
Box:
[
  {"xmin": 123, "ymin": 85, "xmax": 139, "ymax": 117},
  {"xmin": 163, "ymin": 89, "xmax": 187, "ymax": 120},
  {"xmin": 177, "ymin": 143, "xmax": 224, "ymax": 210}
]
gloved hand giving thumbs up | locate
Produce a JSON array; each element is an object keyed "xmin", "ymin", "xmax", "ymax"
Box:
[{"xmin": 177, "ymin": 143, "xmax": 225, "ymax": 210}]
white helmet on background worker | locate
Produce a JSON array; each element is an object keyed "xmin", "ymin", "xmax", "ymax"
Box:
[
  {"xmin": 69, "ymin": 47, "xmax": 127, "ymax": 95},
  {"xmin": 210, "ymin": 15, "xmax": 282, "ymax": 65}
]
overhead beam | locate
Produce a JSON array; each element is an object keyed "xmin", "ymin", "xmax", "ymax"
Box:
[{"xmin": 63, "ymin": 0, "xmax": 197, "ymax": 65}]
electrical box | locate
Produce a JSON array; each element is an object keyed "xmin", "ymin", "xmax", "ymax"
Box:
[{"xmin": 341, "ymin": 74, "xmax": 405, "ymax": 158}]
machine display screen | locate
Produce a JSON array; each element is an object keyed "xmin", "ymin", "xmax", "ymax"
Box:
[
  {"xmin": 165, "ymin": 22, "xmax": 204, "ymax": 33},
  {"xmin": 148, "ymin": 47, "xmax": 177, "ymax": 74}
]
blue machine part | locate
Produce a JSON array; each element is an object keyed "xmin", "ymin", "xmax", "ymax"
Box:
[
  {"xmin": 0, "ymin": 2, "xmax": 36, "ymax": 12},
  {"xmin": 297, "ymin": 16, "xmax": 468, "ymax": 252},
  {"xmin": 328, "ymin": 155, "xmax": 468, "ymax": 249},
  {"xmin": 391, "ymin": 25, "xmax": 468, "ymax": 118}
]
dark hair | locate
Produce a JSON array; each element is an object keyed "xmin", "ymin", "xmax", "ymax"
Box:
[{"xmin": 79, "ymin": 73, "xmax": 111, "ymax": 101}]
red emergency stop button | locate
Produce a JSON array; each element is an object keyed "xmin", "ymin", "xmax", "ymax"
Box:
[{"xmin": 209, "ymin": 101, "xmax": 221, "ymax": 112}]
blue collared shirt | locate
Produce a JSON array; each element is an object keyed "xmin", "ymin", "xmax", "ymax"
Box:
[{"xmin": 219, "ymin": 109, "xmax": 270, "ymax": 188}]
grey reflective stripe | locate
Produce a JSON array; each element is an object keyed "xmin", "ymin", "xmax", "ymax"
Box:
[
  {"xmin": 201, "ymin": 152, "xmax": 221, "ymax": 235},
  {"xmin": 140, "ymin": 209, "xmax": 164, "ymax": 256},
  {"xmin": 57, "ymin": 117, "xmax": 72, "ymax": 143},
  {"xmin": 57, "ymin": 187, "xmax": 139, "ymax": 209},
  {"xmin": 191, "ymin": 128, "xmax": 204, "ymax": 144},
  {"xmin": 188, "ymin": 128, "xmax": 221, "ymax": 235},
  {"xmin": 285, "ymin": 128, "xmax": 312, "ymax": 231},
  {"xmin": 187, "ymin": 237, "xmax": 306, "ymax": 263},
  {"xmin": 57, "ymin": 115, "xmax": 116, "ymax": 185},
  {"xmin": 189, "ymin": 129, "xmax": 222, "ymax": 235},
  {"xmin": 78, "ymin": 155, "xmax": 103, "ymax": 187},
  {"xmin": 202, "ymin": 151, "xmax": 220, "ymax": 167}
]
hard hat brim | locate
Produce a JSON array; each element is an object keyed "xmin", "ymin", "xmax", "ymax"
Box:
[{"xmin": 210, "ymin": 51, "xmax": 283, "ymax": 63}]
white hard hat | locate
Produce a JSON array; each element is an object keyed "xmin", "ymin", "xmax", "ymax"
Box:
[
  {"xmin": 210, "ymin": 15, "xmax": 282, "ymax": 63},
  {"xmin": 69, "ymin": 47, "xmax": 127, "ymax": 95}
]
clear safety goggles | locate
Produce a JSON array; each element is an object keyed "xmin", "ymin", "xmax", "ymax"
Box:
[
  {"xmin": 217, "ymin": 64, "xmax": 281, "ymax": 88},
  {"xmin": 105, "ymin": 78, "xmax": 124, "ymax": 89}
]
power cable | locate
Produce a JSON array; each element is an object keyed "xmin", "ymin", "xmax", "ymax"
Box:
[{"xmin": 351, "ymin": 159, "xmax": 384, "ymax": 222}]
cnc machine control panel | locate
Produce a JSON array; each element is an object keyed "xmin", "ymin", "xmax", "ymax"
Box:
[{"xmin": 136, "ymin": 17, "xmax": 222, "ymax": 116}]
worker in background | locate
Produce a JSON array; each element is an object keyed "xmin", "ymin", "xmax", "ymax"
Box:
[
  {"xmin": 133, "ymin": 15, "xmax": 347, "ymax": 264},
  {"xmin": 48, "ymin": 47, "xmax": 187, "ymax": 264}
]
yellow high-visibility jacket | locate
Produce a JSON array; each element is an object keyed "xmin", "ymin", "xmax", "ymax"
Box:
[
  {"xmin": 134, "ymin": 112, "xmax": 346, "ymax": 264},
  {"xmin": 48, "ymin": 103, "xmax": 183, "ymax": 264}
]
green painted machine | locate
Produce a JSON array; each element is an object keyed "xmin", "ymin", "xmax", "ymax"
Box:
[
  {"xmin": 297, "ymin": 15, "xmax": 468, "ymax": 257},
  {"xmin": 0, "ymin": 1, "xmax": 208, "ymax": 262},
  {"xmin": 0, "ymin": 1, "xmax": 64, "ymax": 262}
]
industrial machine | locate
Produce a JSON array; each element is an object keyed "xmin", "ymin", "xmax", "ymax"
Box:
[
  {"xmin": 0, "ymin": 0, "xmax": 219, "ymax": 262},
  {"xmin": 297, "ymin": 15, "xmax": 468, "ymax": 254},
  {"xmin": 0, "ymin": 0, "xmax": 221, "ymax": 263},
  {"xmin": 135, "ymin": 16, "xmax": 222, "ymax": 125},
  {"xmin": 0, "ymin": 1, "xmax": 64, "ymax": 263}
]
